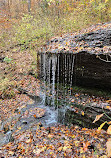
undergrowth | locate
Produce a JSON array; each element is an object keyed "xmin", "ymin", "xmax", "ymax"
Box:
[
  {"xmin": 0, "ymin": 77, "xmax": 15, "ymax": 99},
  {"xmin": 0, "ymin": 0, "xmax": 111, "ymax": 52},
  {"xmin": 0, "ymin": 0, "xmax": 111, "ymax": 98}
]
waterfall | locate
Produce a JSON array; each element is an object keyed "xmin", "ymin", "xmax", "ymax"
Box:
[
  {"xmin": 51, "ymin": 54, "xmax": 57, "ymax": 106},
  {"xmin": 38, "ymin": 52, "xmax": 75, "ymax": 124},
  {"xmin": 41, "ymin": 53, "xmax": 46, "ymax": 105}
]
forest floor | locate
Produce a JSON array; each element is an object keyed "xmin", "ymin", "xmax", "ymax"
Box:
[{"xmin": 0, "ymin": 24, "xmax": 111, "ymax": 157}]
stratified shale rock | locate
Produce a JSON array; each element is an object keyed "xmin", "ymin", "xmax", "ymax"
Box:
[{"xmin": 38, "ymin": 23, "xmax": 111, "ymax": 90}]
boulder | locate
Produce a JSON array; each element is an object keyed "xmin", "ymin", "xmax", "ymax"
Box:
[{"xmin": 38, "ymin": 23, "xmax": 111, "ymax": 90}]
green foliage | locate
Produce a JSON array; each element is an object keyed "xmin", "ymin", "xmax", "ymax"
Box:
[
  {"xmin": 72, "ymin": 86, "xmax": 111, "ymax": 98},
  {"xmin": 13, "ymin": 13, "xmax": 53, "ymax": 46},
  {"xmin": 0, "ymin": 0, "xmax": 110, "ymax": 52},
  {"xmin": 3, "ymin": 57, "xmax": 13, "ymax": 64}
]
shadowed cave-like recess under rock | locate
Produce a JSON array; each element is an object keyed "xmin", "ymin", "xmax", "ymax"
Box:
[
  {"xmin": 38, "ymin": 22, "xmax": 111, "ymax": 90},
  {"xmin": 36, "ymin": 23, "xmax": 111, "ymax": 129}
]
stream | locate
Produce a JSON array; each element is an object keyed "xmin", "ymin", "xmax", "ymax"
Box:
[
  {"xmin": 37, "ymin": 52, "xmax": 111, "ymax": 128},
  {"xmin": 0, "ymin": 52, "xmax": 111, "ymax": 147}
]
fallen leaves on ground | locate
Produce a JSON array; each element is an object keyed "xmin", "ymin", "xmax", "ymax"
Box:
[
  {"xmin": 107, "ymin": 125, "xmax": 111, "ymax": 135},
  {"xmin": 22, "ymin": 107, "xmax": 46, "ymax": 119},
  {"xmin": 106, "ymin": 138, "xmax": 111, "ymax": 158},
  {"xmin": 0, "ymin": 124, "xmax": 110, "ymax": 158},
  {"xmin": 0, "ymin": 23, "xmax": 111, "ymax": 158},
  {"xmin": 97, "ymin": 121, "xmax": 107, "ymax": 132},
  {"xmin": 41, "ymin": 23, "xmax": 111, "ymax": 55}
]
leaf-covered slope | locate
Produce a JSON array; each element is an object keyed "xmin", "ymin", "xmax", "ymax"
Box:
[{"xmin": 39, "ymin": 22, "xmax": 111, "ymax": 55}]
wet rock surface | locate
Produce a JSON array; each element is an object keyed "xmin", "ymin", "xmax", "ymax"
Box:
[
  {"xmin": 74, "ymin": 52, "xmax": 111, "ymax": 90},
  {"xmin": 0, "ymin": 93, "xmax": 59, "ymax": 147},
  {"xmin": 39, "ymin": 22, "xmax": 111, "ymax": 54},
  {"xmin": 74, "ymin": 28, "xmax": 111, "ymax": 48},
  {"xmin": 0, "ymin": 23, "xmax": 111, "ymax": 156},
  {"xmin": 36, "ymin": 23, "xmax": 111, "ymax": 132},
  {"xmin": 0, "ymin": 129, "xmax": 13, "ymax": 147},
  {"xmin": 38, "ymin": 22, "xmax": 111, "ymax": 90}
]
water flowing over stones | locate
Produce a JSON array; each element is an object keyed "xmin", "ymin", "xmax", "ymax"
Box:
[
  {"xmin": 37, "ymin": 25, "xmax": 111, "ymax": 128},
  {"xmin": 38, "ymin": 52, "xmax": 76, "ymax": 124},
  {"xmin": 37, "ymin": 51, "xmax": 111, "ymax": 128}
]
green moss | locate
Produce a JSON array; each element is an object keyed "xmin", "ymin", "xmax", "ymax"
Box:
[{"xmin": 72, "ymin": 86, "xmax": 111, "ymax": 98}]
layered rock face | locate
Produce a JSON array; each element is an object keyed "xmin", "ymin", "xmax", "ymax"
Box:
[
  {"xmin": 38, "ymin": 23, "xmax": 111, "ymax": 90},
  {"xmin": 37, "ymin": 23, "xmax": 111, "ymax": 127},
  {"xmin": 74, "ymin": 52, "xmax": 111, "ymax": 90},
  {"xmin": 72, "ymin": 26, "xmax": 111, "ymax": 90}
]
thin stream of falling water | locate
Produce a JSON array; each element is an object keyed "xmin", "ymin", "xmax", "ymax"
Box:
[
  {"xmin": 39, "ymin": 53, "xmax": 46, "ymax": 105},
  {"xmin": 51, "ymin": 55, "xmax": 57, "ymax": 106},
  {"xmin": 38, "ymin": 53, "xmax": 76, "ymax": 125},
  {"xmin": 64, "ymin": 55, "xmax": 67, "ymax": 89},
  {"xmin": 63, "ymin": 54, "xmax": 67, "ymax": 122},
  {"xmin": 67, "ymin": 55, "xmax": 70, "ymax": 95},
  {"xmin": 64, "ymin": 55, "xmax": 67, "ymax": 102},
  {"xmin": 71, "ymin": 55, "xmax": 75, "ymax": 87},
  {"xmin": 45, "ymin": 55, "xmax": 50, "ymax": 105},
  {"xmin": 56, "ymin": 54, "xmax": 59, "ymax": 120},
  {"xmin": 47, "ymin": 57, "xmax": 51, "ymax": 105},
  {"xmin": 69, "ymin": 55, "xmax": 72, "ymax": 95},
  {"xmin": 62, "ymin": 55, "xmax": 64, "ymax": 85},
  {"xmin": 43, "ymin": 53, "xmax": 46, "ymax": 105},
  {"xmin": 51, "ymin": 57, "xmax": 55, "ymax": 106}
]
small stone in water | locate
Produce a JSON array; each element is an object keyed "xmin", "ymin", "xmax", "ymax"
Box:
[
  {"xmin": 3, "ymin": 124, "xmax": 9, "ymax": 134},
  {"xmin": 22, "ymin": 121, "xmax": 28, "ymax": 124}
]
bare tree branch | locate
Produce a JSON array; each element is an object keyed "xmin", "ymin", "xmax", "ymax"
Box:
[{"xmin": 98, "ymin": 55, "xmax": 111, "ymax": 62}]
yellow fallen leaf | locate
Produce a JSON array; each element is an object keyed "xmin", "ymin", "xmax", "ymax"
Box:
[
  {"xmin": 9, "ymin": 151, "xmax": 14, "ymax": 155},
  {"xmin": 106, "ymin": 100, "xmax": 111, "ymax": 103},
  {"xmin": 26, "ymin": 138, "xmax": 32, "ymax": 143},
  {"xmin": 48, "ymin": 134, "xmax": 53, "ymax": 138},
  {"xmin": 18, "ymin": 127, "xmax": 21, "ymax": 130},
  {"xmin": 33, "ymin": 149, "xmax": 41, "ymax": 155},
  {"xmin": 65, "ymin": 42, "xmax": 68, "ymax": 45},
  {"xmin": 78, "ymin": 46, "xmax": 84, "ymax": 51},
  {"xmin": 80, "ymin": 147, "xmax": 84, "ymax": 153},
  {"xmin": 58, "ymin": 146, "xmax": 63, "ymax": 151},
  {"xmin": 106, "ymin": 138, "xmax": 111, "ymax": 157},
  {"xmin": 108, "ymin": 121, "xmax": 111, "ymax": 124},
  {"xmin": 72, "ymin": 135, "xmax": 75, "ymax": 138},
  {"xmin": 41, "ymin": 146, "xmax": 46, "ymax": 152},
  {"xmin": 81, "ymin": 111, "xmax": 84, "ymax": 116},
  {"xmin": 106, "ymin": 106, "xmax": 111, "ymax": 109},
  {"xmin": 74, "ymin": 141, "xmax": 79, "ymax": 147},
  {"xmin": 82, "ymin": 155, "xmax": 86, "ymax": 158},
  {"xmin": 97, "ymin": 121, "xmax": 107, "ymax": 132},
  {"xmin": 58, "ymin": 46, "xmax": 63, "ymax": 50},
  {"xmin": 63, "ymin": 146, "xmax": 67, "ymax": 151},
  {"xmin": 64, "ymin": 153, "xmax": 67, "ymax": 156},
  {"xmin": 100, "ymin": 155, "xmax": 107, "ymax": 158},
  {"xmin": 107, "ymin": 125, "xmax": 111, "ymax": 135},
  {"xmin": 93, "ymin": 113, "xmax": 104, "ymax": 123},
  {"xmin": 105, "ymin": 0, "xmax": 109, "ymax": 3},
  {"xmin": 37, "ymin": 124, "xmax": 40, "ymax": 130}
]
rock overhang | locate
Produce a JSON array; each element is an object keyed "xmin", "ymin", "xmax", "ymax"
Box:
[
  {"xmin": 39, "ymin": 22, "xmax": 111, "ymax": 55},
  {"xmin": 37, "ymin": 23, "xmax": 111, "ymax": 90}
]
